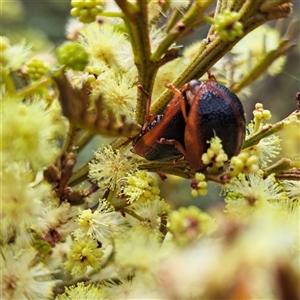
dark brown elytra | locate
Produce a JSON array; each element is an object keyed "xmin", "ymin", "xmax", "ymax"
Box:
[{"xmin": 132, "ymin": 75, "xmax": 246, "ymax": 171}]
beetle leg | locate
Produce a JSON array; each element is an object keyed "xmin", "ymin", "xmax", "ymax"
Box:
[
  {"xmin": 173, "ymin": 154, "xmax": 184, "ymax": 165},
  {"xmin": 158, "ymin": 137, "xmax": 187, "ymax": 157},
  {"xmin": 166, "ymin": 84, "xmax": 188, "ymax": 123},
  {"xmin": 207, "ymin": 70, "xmax": 217, "ymax": 82}
]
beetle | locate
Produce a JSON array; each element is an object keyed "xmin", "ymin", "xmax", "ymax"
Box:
[
  {"xmin": 132, "ymin": 85, "xmax": 186, "ymax": 161},
  {"xmin": 132, "ymin": 75, "xmax": 246, "ymax": 171}
]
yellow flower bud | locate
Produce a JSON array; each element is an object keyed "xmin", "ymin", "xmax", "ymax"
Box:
[
  {"xmin": 253, "ymin": 111, "xmax": 263, "ymax": 119},
  {"xmin": 195, "ymin": 172, "xmax": 205, "ymax": 182},
  {"xmin": 262, "ymin": 110, "xmax": 271, "ymax": 120},
  {"xmin": 255, "ymin": 103, "xmax": 263, "ymax": 110},
  {"xmin": 198, "ymin": 181, "xmax": 207, "ymax": 189}
]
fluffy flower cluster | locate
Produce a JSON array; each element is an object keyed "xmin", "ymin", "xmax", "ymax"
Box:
[
  {"xmin": 201, "ymin": 136, "xmax": 228, "ymax": 169},
  {"xmin": 246, "ymin": 121, "xmax": 281, "ymax": 168},
  {"xmin": 168, "ymin": 206, "xmax": 216, "ymax": 246},
  {"xmin": 190, "ymin": 172, "xmax": 208, "ymax": 197},
  {"xmin": 65, "ymin": 230, "xmax": 104, "ymax": 277},
  {"xmin": 1, "ymin": 245, "xmax": 55, "ymax": 299},
  {"xmin": 89, "ymin": 145, "xmax": 137, "ymax": 191},
  {"xmin": 77, "ymin": 199, "xmax": 125, "ymax": 242},
  {"xmin": 1, "ymin": 98, "xmax": 60, "ymax": 170},
  {"xmin": 223, "ymin": 173, "xmax": 285, "ymax": 220},
  {"xmin": 123, "ymin": 170, "xmax": 161, "ymax": 203}
]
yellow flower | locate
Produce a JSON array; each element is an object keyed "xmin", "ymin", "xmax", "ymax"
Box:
[
  {"xmin": 126, "ymin": 199, "xmax": 170, "ymax": 232},
  {"xmin": 191, "ymin": 173, "xmax": 208, "ymax": 197},
  {"xmin": 279, "ymin": 120, "xmax": 300, "ymax": 158},
  {"xmin": 201, "ymin": 136, "xmax": 228, "ymax": 169},
  {"xmin": 78, "ymin": 199, "xmax": 125, "ymax": 242},
  {"xmin": 65, "ymin": 231, "xmax": 103, "ymax": 277},
  {"xmin": 168, "ymin": 206, "xmax": 216, "ymax": 246},
  {"xmin": 101, "ymin": 273, "xmax": 160, "ymax": 299},
  {"xmin": 0, "ymin": 38, "xmax": 31, "ymax": 71},
  {"xmin": 32, "ymin": 202, "xmax": 78, "ymax": 247},
  {"xmin": 223, "ymin": 173, "xmax": 284, "ymax": 220},
  {"xmin": 1, "ymin": 98, "xmax": 60, "ymax": 170},
  {"xmin": 1, "ymin": 162, "xmax": 51, "ymax": 245},
  {"xmin": 56, "ymin": 282, "xmax": 107, "ymax": 300},
  {"xmin": 246, "ymin": 121, "xmax": 281, "ymax": 168},
  {"xmin": 114, "ymin": 226, "xmax": 161, "ymax": 272},
  {"xmin": 123, "ymin": 170, "xmax": 161, "ymax": 203},
  {"xmin": 92, "ymin": 68, "xmax": 136, "ymax": 120},
  {"xmin": 280, "ymin": 180, "xmax": 300, "ymax": 210},
  {"xmin": 1, "ymin": 245, "xmax": 55, "ymax": 299},
  {"xmin": 79, "ymin": 23, "xmax": 134, "ymax": 72},
  {"xmin": 89, "ymin": 145, "xmax": 137, "ymax": 191}
]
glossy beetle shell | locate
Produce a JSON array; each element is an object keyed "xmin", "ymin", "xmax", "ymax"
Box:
[
  {"xmin": 132, "ymin": 79, "xmax": 246, "ymax": 171},
  {"xmin": 183, "ymin": 80, "xmax": 246, "ymax": 171}
]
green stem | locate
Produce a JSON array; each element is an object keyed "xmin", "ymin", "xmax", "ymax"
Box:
[
  {"xmin": 75, "ymin": 131, "xmax": 95, "ymax": 153},
  {"xmin": 275, "ymin": 169, "xmax": 300, "ymax": 181},
  {"xmin": 201, "ymin": 15, "xmax": 214, "ymax": 25},
  {"xmin": 15, "ymin": 77, "xmax": 52, "ymax": 98},
  {"xmin": 106, "ymin": 189, "xmax": 115, "ymax": 203},
  {"xmin": 243, "ymin": 110, "xmax": 300, "ymax": 150},
  {"xmin": 263, "ymin": 158, "xmax": 293, "ymax": 178},
  {"xmin": 98, "ymin": 11, "xmax": 124, "ymax": 18},
  {"xmin": 214, "ymin": 0, "xmax": 227, "ymax": 16},
  {"xmin": 164, "ymin": 8, "xmax": 182, "ymax": 33},
  {"xmin": 231, "ymin": 39, "xmax": 295, "ymax": 93},
  {"xmin": 227, "ymin": 0, "xmax": 245, "ymax": 12},
  {"xmin": 253, "ymin": 117, "xmax": 262, "ymax": 134},
  {"xmin": 68, "ymin": 162, "xmax": 89, "ymax": 187},
  {"xmin": 110, "ymin": 137, "xmax": 131, "ymax": 150},
  {"xmin": 139, "ymin": 160, "xmax": 229, "ymax": 184},
  {"xmin": 115, "ymin": 0, "xmax": 157, "ymax": 125},
  {"xmin": 151, "ymin": 0, "xmax": 215, "ymax": 62},
  {"xmin": 123, "ymin": 208, "xmax": 145, "ymax": 222},
  {"xmin": 63, "ymin": 123, "xmax": 80, "ymax": 153},
  {"xmin": 138, "ymin": 161, "xmax": 194, "ymax": 179},
  {"xmin": 238, "ymin": 0, "xmax": 265, "ymax": 22}
]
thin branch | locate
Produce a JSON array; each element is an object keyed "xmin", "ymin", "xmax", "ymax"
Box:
[
  {"xmin": 275, "ymin": 169, "xmax": 300, "ymax": 181},
  {"xmin": 243, "ymin": 110, "xmax": 300, "ymax": 150},
  {"xmin": 122, "ymin": 208, "xmax": 145, "ymax": 222},
  {"xmin": 263, "ymin": 158, "xmax": 294, "ymax": 178},
  {"xmin": 231, "ymin": 39, "xmax": 296, "ymax": 93},
  {"xmin": 63, "ymin": 123, "xmax": 80, "ymax": 153},
  {"xmin": 151, "ymin": 0, "xmax": 215, "ymax": 62}
]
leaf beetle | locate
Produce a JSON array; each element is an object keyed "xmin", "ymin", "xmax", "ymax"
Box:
[
  {"xmin": 132, "ymin": 85, "xmax": 186, "ymax": 161},
  {"xmin": 132, "ymin": 74, "xmax": 246, "ymax": 172}
]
